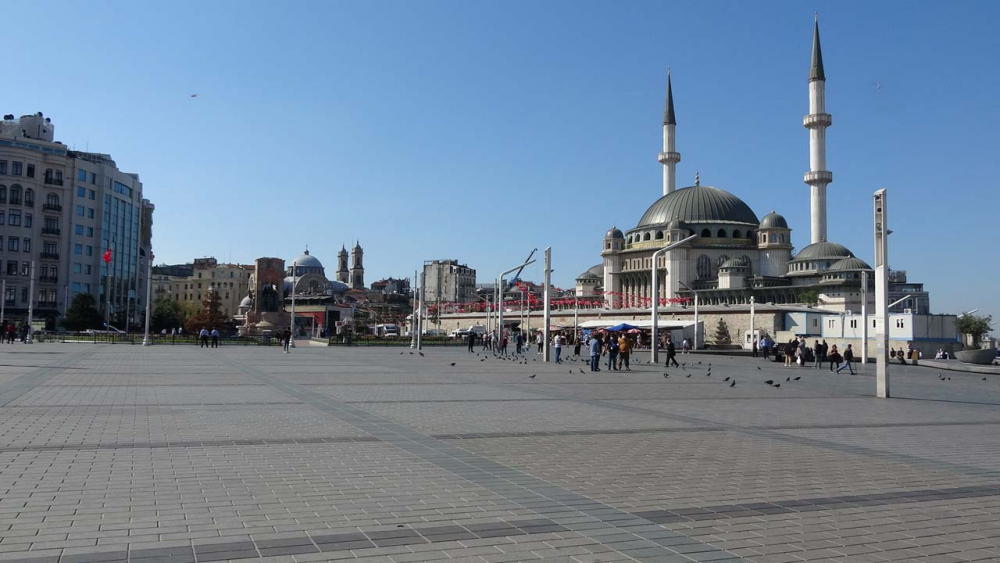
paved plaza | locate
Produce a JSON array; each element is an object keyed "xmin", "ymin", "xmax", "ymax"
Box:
[{"xmin": 1, "ymin": 344, "xmax": 1000, "ymax": 563}]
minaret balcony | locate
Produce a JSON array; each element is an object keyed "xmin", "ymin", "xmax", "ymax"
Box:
[
  {"xmin": 802, "ymin": 113, "xmax": 832, "ymax": 128},
  {"xmin": 803, "ymin": 170, "xmax": 833, "ymax": 184},
  {"xmin": 657, "ymin": 151, "xmax": 681, "ymax": 165}
]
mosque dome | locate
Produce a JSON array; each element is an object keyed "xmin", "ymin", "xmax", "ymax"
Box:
[
  {"xmin": 605, "ymin": 227, "xmax": 624, "ymax": 239},
  {"xmin": 292, "ymin": 250, "xmax": 323, "ymax": 269},
  {"xmin": 827, "ymin": 257, "xmax": 872, "ymax": 271},
  {"xmin": 636, "ymin": 185, "xmax": 759, "ymax": 228},
  {"xmin": 759, "ymin": 211, "xmax": 789, "ymax": 229},
  {"xmin": 576, "ymin": 264, "xmax": 604, "ymax": 281},
  {"xmin": 792, "ymin": 241, "xmax": 854, "ymax": 262},
  {"xmin": 719, "ymin": 258, "xmax": 749, "ymax": 271}
]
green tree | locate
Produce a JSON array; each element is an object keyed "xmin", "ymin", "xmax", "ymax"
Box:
[
  {"xmin": 798, "ymin": 289, "xmax": 820, "ymax": 307},
  {"xmin": 184, "ymin": 290, "xmax": 230, "ymax": 334},
  {"xmin": 955, "ymin": 313, "xmax": 993, "ymax": 349},
  {"xmin": 63, "ymin": 294, "xmax": 104, "ymax": 331},
  {"xmin": 151, "ymin": 299, "xmax": 186, "ymax": 332}
]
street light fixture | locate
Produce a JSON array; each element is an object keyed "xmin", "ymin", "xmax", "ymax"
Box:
[
  {"xmin": 497, "ymin": 258, "xmax": 537, "ymax": 351},
  {"xmin": 650, "ymin": 234, "xmax": 698, "ymax": 363}
]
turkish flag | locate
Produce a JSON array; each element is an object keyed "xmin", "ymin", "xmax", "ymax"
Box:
[{"xmin": 103, "ymin": 249, "xmax": 112, "ymax": 264}]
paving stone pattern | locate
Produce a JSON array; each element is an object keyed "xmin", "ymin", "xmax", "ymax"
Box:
[{"xmin": 1, "ymin": 345, "xmax": 1000, "ymax": 562}]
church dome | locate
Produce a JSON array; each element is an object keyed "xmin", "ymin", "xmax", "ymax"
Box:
[
  {"xmin": 636, "ymin": 185, "xmax": 760, "ymax": 228},
  {"xmin": 292, "ymin": 250, "xmax": 323, "ymax": 269},
  {"xmin": 828, "ymin": 257, "xmax": 871, "ymax": 271},
  {"xmin": 792, "ymin": 241, "xmax": 854, "ymax": 262},
  {"xmin": 605, "ymin": 227, "xmax": 624, "ymax": 239},
  {"xmin": 759, "ymin": 211, "xmax": 789, "ymax": 229}
]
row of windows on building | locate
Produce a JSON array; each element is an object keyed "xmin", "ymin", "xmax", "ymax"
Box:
[
  {"xmin": 195, "ymin": 270, "xmax": 248, "ymax": 279},
  {"xmin": 181, "ymin": 281, "xmax": 241, "ymax": 290},
  {"xmin": 0, "ymin": 186, "xmax": 56, "ymax": 207},
  {"xmin": 75, "ymin": 205, "xmax": 95, "ymax": 219},
  {"xmin": 173, "ymin": 292, "xmax": 232, "ymax": 302},
  {"xmin": 74, "ymin": 244, "xmax": 94, "ymax": 256},
  {"xmin": 2, "ymin": 287, "xmax": 58, "ymax": 305},
  {"xmin": 0, "ymin": 161, "xmax": 34, "ymax": 177},
  {"xmin": 827, "ymin": 318, "xmax": 905, "ymax": 329},
  {"xmin": 626, "ymin": 228, "xmax": 759, "ymax": 245},
  {"xmin": 4, "ymin": 260, "xmax": 58, "ymax": 279},
  {"xmin": 76, "ymin": 186, "xmax": 97, "ymax": 200},
  {"xmin": 76, "ymin": 169, "xmax": 98, "ymax": 185}
]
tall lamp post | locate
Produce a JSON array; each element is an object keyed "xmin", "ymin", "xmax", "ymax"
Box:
[
  {"xmin": 26, "ymin": 261, "xmax": 36, "ymax": 344},
  {"xmin": 410, "ymin": 270, "xmax": 418, "ymax": 348},
  {"xmin": 497, "ymin": 258, "xmax": 537, "ymax": 352},
  {"xmin": 678, "ymin": 280, "xmax": 700, "ymax": 352},
  {"xmin": 290, "ymin": 261, "xmax": 297, "ymax": 349},
  {"xmin": 542, "ymin": 247, "xmax": 551, "ymax": 362},
  {"xmin": 142, "ymin": 253, "xmax": 154, "ymax": 346},
  {"xmin": 873, "ymin": 189, "xmax": 889, "ymax": 398},
  {"xmin": 650, "ymin": 235, "xmax": 698, "ymax": 363}
]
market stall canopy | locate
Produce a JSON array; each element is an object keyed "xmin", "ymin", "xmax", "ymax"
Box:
[{"xmin": 578, "ymin": 319, "xmax": 696, "ymax": 329}]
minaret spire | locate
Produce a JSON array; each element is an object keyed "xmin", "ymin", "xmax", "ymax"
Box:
[
  {"xmin": 803, "ymin": 15, "xmax": 833, "ymax": 244},
  {"xmin": 658, "ymin": 68, "xmax": 681, "ymax": 196}
]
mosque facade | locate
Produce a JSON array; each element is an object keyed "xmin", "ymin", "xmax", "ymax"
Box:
[{"xmin": 578, "ymin": 19, "xmax": 882, "ymax": 313}]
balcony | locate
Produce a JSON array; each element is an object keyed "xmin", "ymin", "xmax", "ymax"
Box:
[
  {"xmin": 39, "ymin": 276, "xmax": 58, "ymax": 284},
  {"xmin": 40, "ymin": 252, "xmax": 59, "ymax": 260},
  {"xmin": 802, "ymin": 113, "xmax": 832, "ymax": 128},
  {"xmin": 43, "ymin": 177, "xmax": 63, "ymax": 186},
  {"xmin": 8, "ymin": 198, "xmax": 21, "ymax": 205},
  {"xmin": 24, "ymin": 199, "xmax": 33, "ymax": 208},
  {"xmin": 803, "ymin": 170, "xmax": 833, "ymax": 184},
  {"xmin": 43, "ymin": 203, "xmax": 62, "ymax": 212},
  {"xmin": 42, "ymin": 227, "xmax": 61, "ymax": 236},
  {"xmin": 37, "ymin": 301, "xmax": 58, "ymax": 309}
]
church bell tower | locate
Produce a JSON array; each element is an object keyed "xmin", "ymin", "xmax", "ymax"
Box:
[
  {"xmin": 337, "ymin": 246, "xmax": 349, "ymax": 284},
  {"xmin": 349, "ymin": 242, "xmax": 364, "ymax": 290}
]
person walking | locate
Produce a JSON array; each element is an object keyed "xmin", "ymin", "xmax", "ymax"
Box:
[
  {"xmin": 553, "ymin": 332, "xmax": 563, "ymax": 363},
  {"xmin": 618, "ymin": 334, "xmax": 631, "ymax": 371},
  {"xmin": 501, "ymin": 333, "xmax": 508, "ymax": 355},
  {"xmin": 665, "ymin": 337, "xmax": 679, "ymax": 367},
  {"xmin": 573, "ymin": 333, "xmax": 582, "ymax": 358},
  {"xmin": 681, "ymin": 337, "xmax": 691, "ymax": 354},
  {"xmin": 536, "ymin": 332, "xmax": 543, "ymax": 354},
  {"xmin": 827, "ymin": 344, "xmax": 841, "ymax": 372},
  {"xmin": 589, "ymin": 333, "xmax": 602, "ymax": 372},
  {"xmin": 605, "ymin": 333, "xmax": 619, "ymax": 371},
  {"xmin": 210, "ymin": 328, "xmax": 220, "ymax": 348},
  {"xmin": 812, "ymin": 340, "xmax": 823, "ymax": 369},
  {"xmin": 467, "ymin": 331, "xmax": 477, "ymax": 353},
  {"xmin": 199, "ymin": 327, "xmax": 209, "ymax": 348},
  {"xmin": 515, "ymin": 332, "xmax": 523, "ymax": 355},
  {"xmin": 837, "ymin": 344, "xmax": 856, "ymax": 374},
  {"xmin": 282, "ymin": 328, "xmax": 291, "ymax": 353},
  {"xmin": 752, "ymin": 338, "xmax": 758, "ymax": 358}
]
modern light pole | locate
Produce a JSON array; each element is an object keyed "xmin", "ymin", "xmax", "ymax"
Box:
[
  {"xmin": 142, "ymin": 253, "xmax": 154, "ymax": 346},
  {"xmin": 417, "ymin": 270, "xmax": 426, "ymax": 350},
  {"xmin": 289, "ymin": 261, "xmax": 297, "ymax": 349},
  {"xmin": 1, "ymin": 280, "xmax": 6, "ymax": 328},
  {"xmin": 678, "ymin": 280, "xmax": 700, "ymax": 352},
  {"xmin": 25, "ymin": 261, "xmax": 35, "ymax": 343},
  {"xmin": 749, "ymin": 295, "xmax": 755, "ymax": 351},
  {"xmin": 410, "ymin": 270, "xmax": 417, "ymax": 348},
  {"xmin": 861, "ymin": 273, "xmax": 868, "ymax": 364},
  {"xmin": 542, "ymin": 247, "xmax": 552, "ymax": 362},
  {"xmin": 650, "ymin": 235, "xmax": 698, "ymax": 362},
  {"xmin": 873, "ymin": 189, "xmax": 889, "ymax": 398},
  {"xmin": 497, "ymin": 258, "xmax": 537, "ymax": 353}
]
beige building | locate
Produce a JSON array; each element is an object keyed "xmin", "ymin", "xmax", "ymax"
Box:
[
  {"xmin": 155, "ymin": 257, "xmax": 252, "ymax": 318},
  {"xmin": 423, "ymin": 259, "xmax": 476, "ymax": 303}
]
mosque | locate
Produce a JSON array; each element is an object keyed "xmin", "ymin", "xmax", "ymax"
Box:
[{"xmin": 577, "ymin": 19, "xmax": 876, "ymax": 312}]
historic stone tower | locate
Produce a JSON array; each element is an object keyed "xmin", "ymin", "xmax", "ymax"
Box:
[
  {"xmin": 349, "ymin": 242, "xmax": 364, "ymax": 290},
  {"xmin": 337, "ymin": 246, "xmax": 349, "ymax": 284},
  {"xmin": 804, "ymin": 16, "xmax": 832, "ymax": 244}
]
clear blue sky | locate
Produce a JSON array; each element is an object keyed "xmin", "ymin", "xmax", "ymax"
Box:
[{"xmin": 8, "ymin": 1, "xmax": 999, "ymax": 322}]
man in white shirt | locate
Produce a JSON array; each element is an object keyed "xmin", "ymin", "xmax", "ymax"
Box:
[{"xmin": 553, "ymin": 333, "xmax": 563, "ymax": 363}]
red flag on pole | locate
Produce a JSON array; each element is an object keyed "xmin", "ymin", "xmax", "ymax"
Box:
[{"xmin": 103, "ymin": 249, "xmax": 112, "ymax": 264}]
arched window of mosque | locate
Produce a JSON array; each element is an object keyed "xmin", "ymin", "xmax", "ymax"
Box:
[
  {"xmin": 605, "ymin": 243, "xmax": 610, "ymax": 250},
  {"xmin": 655, "ymin": 231, "xmax": 663, "ymax": 240},
  {"xmin": 770, "ymin": 233, "xmax": 777, "ymax": 243},
  {"xmin": 717, "ymin": 229, "xmax": 726, "ymax": 238},
  {"xmin": 741, "ymin": 255, "xmax": 751, "ymax": 274},
  {"xmin": 779, "ymin": 234, "xmax": 784, "ymax": 243},
  {"xmin": 733, "ymin": 229, "xmax": 741, "ymax": 239},
  {"xmin": 701, "ymin": 229, "xmax": 711, "ymax": 238},
  {"xmin": 644, "ymin": 233, "xmax": 651, "ymax": 241},
  {"xmin": 696, "ymin": 255, "xmax": 712, "ymax": 280}
]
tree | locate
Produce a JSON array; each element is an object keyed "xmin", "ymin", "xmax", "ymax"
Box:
[
  {"xmin": 184, "ymin": 290, "xmax": 230, "ymax": 334},
  {"xmin": 63, "ymin": 294, "xmax": 104, "ymax": 331},
  {"xmin": 151, "ymin": 299, "xmax": 186, "ymax": 332},
  {"xmin": 955, "ymin": 313, "xmax": 992, "ymax": 349},
  {"xmin": 798, "ymin": 289, "xmax": 820, "ymax": 307}
]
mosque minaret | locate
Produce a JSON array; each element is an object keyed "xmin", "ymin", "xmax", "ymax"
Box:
[
  {"xmin": 803, "ymin": 16, "xmax": 832, "ymax": 244},
  {"xmin": 657, "ymin": 70, "xmax": 681, "ymax": 196}
]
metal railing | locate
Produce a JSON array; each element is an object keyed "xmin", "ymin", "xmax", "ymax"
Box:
[
  {"xmin": 41, "ymin": 227, "xmax": 61, "ymax": 235},
  {"xmin": 43, "ymin": 177, "xmax": 63, "ymax": 186},
  {"xmin": 43, "ymin": 203, "xmax": 62, "ymax": 212},
  {"xmin": 40, "ymin": 252, "xmax": 59, "ymax": 260},
  {"xmin": 328, "ymin": 335, "xmax": 464, "ymax": 347},
  {"xmin": 36, "ymin": 332, "xmax": 284, "ymax": 346}
]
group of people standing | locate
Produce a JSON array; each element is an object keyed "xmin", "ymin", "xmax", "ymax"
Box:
[
  {"xmin": 759, "ymin": 335, "xmax": 855, "ymax": 374},
  {"xmin": 586, "ymin": 332, "xmax": 634, "ymax": 372},
  {"xmin": 474, "ymin": 330, "xmax": 570, "ymax": 363},
  {"xmin": 198, "ymin": 328, "xmax": 221, "ymax": 348},
  {"xmin": 0, "ymin": 323, "xmax": 29, "ymax": 344}
]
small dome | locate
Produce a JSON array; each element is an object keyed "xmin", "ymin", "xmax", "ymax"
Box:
[
  {"xmin": 578, "ymin": 271, "xmax": 600, "ymax": 281},
  {"xmin": 605, "ymin": 226, "xmax": 624, "ymax": 239},
  {"xmin": 828, "ymin": 257, "xmax": 872, "ymax": 271},
  {"xmin": 792, "ymin": 241, "xmax": 854, "ymax": 262},
  {"xmin": 239, "ymin": 296, "xmax": 253, "ymax": 308},
  {"xmin": 666, "ymin": 219, "xmax": 687, "ymax": 231},
  {"xmin": 577, "ymin": 264, "xmax": 604, "ymax": 280},
  {"xmin": 292, "ymin": 249, "xmax": 323, "ymax": 269},
  {"xmin": 719, "ymin": 258, "xmax": 749, "ymax": 270},
  {"xmin": 759, "ymin": 211, "xmax": 788, "ymax": 229},
  {"xmin": 636, "ymin": 185, "xmax": 759, "ymax": 228}
]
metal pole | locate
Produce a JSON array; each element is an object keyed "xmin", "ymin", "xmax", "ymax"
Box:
[
  {"xmin": 543, "ymin": 247, "xmax": 551, "ymax": 362},
  {"xmin": 1, "ymin": 279, "xmax": 6, "ymax": 328},
  {"xmin": 874, "ymin": 189, "xmax": 889, "ymax": 398},
  {"xmin": 417, "ymin": 270, "xmax": 425, "ymax": 350},
  {"xmin": 574, "ymin": 295, "xmax": 578, "ymax": 352},
  {"xmin": 650, "ymin": 235, "xmax": 697, "ymax": 363},
  {"xmin": 861, "ymin": 273, "xmax": 868, "ymax": 364},
  {"xmin": 290, "ymin": 261, "xmax": 296, "ymax": 349},
  {"xmin": 497, "ymin": 259, "xmax": 537, "ymax": 355},
  {"xmin": 694, "ymin": 292, "xmax": 700, "ymax": 351},
  {"xmin": 26, "ymin": 261, "xmax": 35, "ymax": 343},
  {"xmin": 750, "ymin": 296, "xmax": 755, "ymax": 351},
  {"xmin": 410, "ymin": 270, "xmax": 417, "ymax": 348},
  {"xmin": 142, "ymin": 253, "xmax": 153, "ymax": 346}
]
